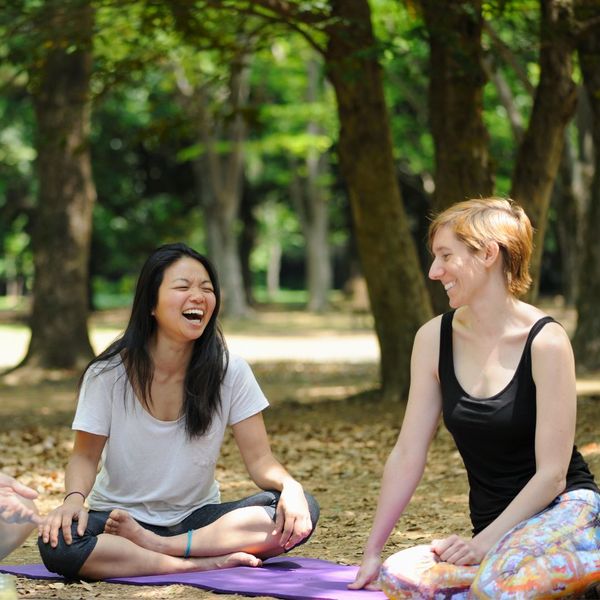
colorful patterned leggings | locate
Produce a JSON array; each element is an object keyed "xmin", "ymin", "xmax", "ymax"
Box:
[{"xmin": 380, "ymin": 489, "xmax": 600, "ymax": 599}]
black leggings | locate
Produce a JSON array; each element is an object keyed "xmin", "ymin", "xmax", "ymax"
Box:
[{"xmin": 38, "ymin": 490, "xmax": 320, "ymax": 579}]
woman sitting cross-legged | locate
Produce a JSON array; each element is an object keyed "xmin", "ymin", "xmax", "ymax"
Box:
[
  {"xmin": 38, "ymin": 243, "xmax": 319, "ymax": 580},
  {"xmin": 350, "ymin": 198, "xmax": 599, "ymax": 599}
]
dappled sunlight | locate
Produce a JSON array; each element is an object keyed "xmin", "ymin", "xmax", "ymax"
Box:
[
  {"xmin": 0, "ymin": 305, "xmax": 599, "ymax": 598},
  {"xmin": 1, "ymin": 379, "xmax": 599, "ymax": 598}
]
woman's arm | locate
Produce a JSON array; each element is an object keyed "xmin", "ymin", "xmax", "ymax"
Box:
[
  {"xmin": 435, "ymin": 323, "xmax": 576, "ymax": 565},
  {"xmin": 39, "ymin": 431, "xmax": 107, "ymax": 547},
  {"xmin": 233, "ymin": 413, "xmax": 312, "ymax": 550},
  {"xmin": 349, "ymin": 318, "xmax": 444, "ymax": 589}
]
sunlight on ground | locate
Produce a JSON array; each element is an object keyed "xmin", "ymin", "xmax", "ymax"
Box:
[
  {"xmin": 2, "ymin": 301, "xmax": 600, "ymax": 394},
  {"xmin": 0, "ymin": 324, "xmax": 380, "ymax": 370}
]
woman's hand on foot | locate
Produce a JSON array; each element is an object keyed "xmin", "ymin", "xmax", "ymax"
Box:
[
  {"xmin": 274, "ymin": 481, "xmax": 312, "ymax": 550},
  {"xmin": 431, "ymin": 535, "xmax": 484, "ymax": 566}
]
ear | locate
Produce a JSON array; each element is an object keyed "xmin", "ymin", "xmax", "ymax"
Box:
[{"xmin": 483, "ymin": 241, "xmax": 501, "ymax": 267}]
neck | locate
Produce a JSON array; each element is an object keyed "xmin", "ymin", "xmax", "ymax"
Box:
[
  {"xmin": 149, "ymin": 335, "xmax": 193, "ymax": 378},
  {"xmin": 459, "ymin": 287, "xmax": 520, "ymax": 337}
]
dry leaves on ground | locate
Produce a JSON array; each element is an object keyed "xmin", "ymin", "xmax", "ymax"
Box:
[{"xmin": 1, "ymin": 362, "xmax": 599, "ymax": 599}]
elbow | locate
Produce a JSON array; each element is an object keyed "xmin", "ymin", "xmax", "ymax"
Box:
[
  {"xmin": 553, "ymin": 474, "xmax": 567, "ymax": 498},
  {"xmin": 539, "ymin": 467, "xmax": 567, "ymax": 499}
]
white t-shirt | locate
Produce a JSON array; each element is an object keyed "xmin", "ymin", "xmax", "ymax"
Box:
[{"xmin": 72, "ymin": 353, "xmax": 269, "ymax": 526}]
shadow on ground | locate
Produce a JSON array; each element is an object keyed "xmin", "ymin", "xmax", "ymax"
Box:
[{"xmin": 1, "ymin": 359, "xmax": 599, "ymax": 599}]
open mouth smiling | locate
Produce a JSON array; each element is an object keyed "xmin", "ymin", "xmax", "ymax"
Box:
[{"xmin": 182, "ymin": 309, "xmax": 204, "ymax": 322}]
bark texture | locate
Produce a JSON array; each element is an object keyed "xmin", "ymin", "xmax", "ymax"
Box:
[
  {"xmin": 24, "ymin": 2, "xmax": 95, "ymax": 370},
  {"xmin": 325, "ymin": 0, "xmax": 432, "ymax": 401},
  {"xmin": 420, "ymin": 0, "xmax": 494, "ymax": 312},
  {"xmin": 420, "ymin": 0, "xmax": 494, "ymax": 209},
  {"xmin": 572, "ymin": 0, "xmax": 600, "ymax": 371},
  {"xmin": 176, "ymin": 59, "xmax": 250, "ymax": 318},
  {"xmin": 510, "ymin": 0, "xmax": 577, "ymax": 300}
]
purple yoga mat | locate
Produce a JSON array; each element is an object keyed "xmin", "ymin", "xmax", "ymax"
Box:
[{"xmin": 0, "ymin": 557, "xmax": 387, "ymax": 600}]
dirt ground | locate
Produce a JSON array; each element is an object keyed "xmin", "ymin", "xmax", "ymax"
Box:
[{"xmin": 1, "ymin": 308, "xmax": 599, "ymax": 599}]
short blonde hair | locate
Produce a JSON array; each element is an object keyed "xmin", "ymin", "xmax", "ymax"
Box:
[{"xmin": 428, "ymin": 198, "xmax": 533, "ymax": 296}]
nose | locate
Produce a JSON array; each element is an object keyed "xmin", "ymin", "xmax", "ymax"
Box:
[
  {"xmin": 190, "ymin": 287, "xmax": 206, "ymax": 302},
  {"xmin": 428, "ymin": 259, "xmax": 443, "ymax": 281}
]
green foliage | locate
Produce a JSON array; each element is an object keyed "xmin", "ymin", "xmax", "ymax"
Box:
[
  {"xmin": 0, "ymin": 0, "xmax": 581, "ymax": 300},
  {"xmin": 372, "ymin": 0, "xmax": 433, "ymax": 173}
]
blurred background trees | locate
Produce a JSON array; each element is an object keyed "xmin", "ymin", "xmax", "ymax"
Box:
[{"xmin": 1, "ymin": 0, "xmax": 599, "ymax": 395}]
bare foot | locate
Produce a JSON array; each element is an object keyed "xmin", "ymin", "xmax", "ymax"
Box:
[
  {"xmin": 186, "ymin": 551, "xmax": 262, "ymax": 572},
  {"xmin": 104, "ymin": 510, "xmax": 163, "ymax": 552}
]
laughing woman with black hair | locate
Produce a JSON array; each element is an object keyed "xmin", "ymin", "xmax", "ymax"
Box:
[{"xmin": 38, "ymin": 243, "xmax": 319, "ymax": 580}]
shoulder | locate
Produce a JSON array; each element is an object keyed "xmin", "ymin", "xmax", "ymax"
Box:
[
  {"xmin": 414, "ymin": 314, "xmax": 444, "ymax": 347},
  {"xmin": 411, "ymin": 314, "xmax": 443, "ymax": 372},
  {"xmin": 222, "ymin": 353, "xmax": 255, "ymax": 385},
  {"xmin": 531, "ymin": 319, "xmax": 574, "ymax": 369},
  {"xmin": 225, "ymin": 353, "xmax": 251, "ymax": 374},
  {"xmin": 80, "ymin": 357, "xmax": 127, "ymax": 399},
  {"xmin": 85, "ymin": 356, "xmax": 124, "ymax": 380}
]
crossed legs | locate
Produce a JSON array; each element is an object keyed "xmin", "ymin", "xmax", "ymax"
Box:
[{"xmin": 38, "ymin": 490, "xmax": 320, "ymax": 580}]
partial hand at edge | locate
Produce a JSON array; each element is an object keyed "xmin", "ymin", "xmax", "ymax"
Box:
[
  {"xmin": 347, "ymin": 554, "xmax": 382, "ymax": 590},
  {"xmin": 0, "ymin": 473, "xmax": 40, "ymax": 525}
]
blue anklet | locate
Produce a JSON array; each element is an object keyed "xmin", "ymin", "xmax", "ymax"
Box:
[{"xmin": 184, "ymin": 529, "xmax": 193, "ymax": 559}]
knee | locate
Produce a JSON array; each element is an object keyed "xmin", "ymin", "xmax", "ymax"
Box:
[
  {"xmin": 37, "ymin": 526, "xmax": 96, "ymax": 579},
  {"xmin": 304, "ymin": 491, "xmax": 320, "ymax": 531}
]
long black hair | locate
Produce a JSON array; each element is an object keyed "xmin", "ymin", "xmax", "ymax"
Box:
[{"xmin": 81, "ymin": 242, "xmax": 228, "ymax": 438}]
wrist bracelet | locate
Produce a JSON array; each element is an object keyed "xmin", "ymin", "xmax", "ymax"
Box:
[{"xmin": 64, "ymin": 491, "xmax": 86, "ymax": 502}]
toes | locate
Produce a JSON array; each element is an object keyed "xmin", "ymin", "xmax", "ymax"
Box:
[
  {"xmin": 108, "ymin": 509, "xmax": 123, "ymax": 521},
  {"xmin": 104, "ymin": 517, "xmax": 119, "ymax": 534},
  {"xmin": 235, "ymin": 552, "xmax": 261, "ymax": 568}
]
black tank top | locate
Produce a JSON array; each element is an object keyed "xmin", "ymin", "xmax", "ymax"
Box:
[{"xmin": 439, "ymin": 310, "xmax": 599, "ymax": 535}]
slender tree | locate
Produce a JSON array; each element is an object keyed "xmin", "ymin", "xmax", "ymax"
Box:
[
  {"xmin": 419, "ymin": 0, "xmax": 494, "ymax": 207},
  {"xmin": 323, "ymin": 0, "xmax": 433, "ymax": 400},
  {"xmin": 217, "ymin": 0, "xmax": 433, "ymax": 400},
  {"xmin": 289, "ymin": 56, "xmax": 333, "ymax": 313},
  {"xmin": 418, "ymin": 0, "xmax": 494, "ymax": 312},
  {"xmin": 510, "ymin": 0, "xmax": 578, "ymax": 299},
  {"xmin": 175, "ymin": 55, "xmax": 252, "ymax": 317},
  {"xmin": 572, "ymin": 0, "xmax": 600, "ymax": 370},
  {"xmin": 21, "ymin": 0, "xmax": 96, "ymax": 370}
]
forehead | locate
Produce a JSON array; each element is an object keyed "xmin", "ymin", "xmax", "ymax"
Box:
[
  {"xmin": 431, "ymin": 225, "xmax": 462, "ymax": 251},
  {"xmin": 163, "ymin": 256, "xmax": 212, "ymax": 283}
]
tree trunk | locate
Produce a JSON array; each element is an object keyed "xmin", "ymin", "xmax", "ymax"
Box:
[
  {"xmin": 23, "ymin": 2, "xmax": 95, "ymax": 370},
  {"xmin": 572, "ymin": 0, "xmax": 600, "ymax": 371},
  {"xmin": 239, "ymin": 186, "xmax": 258, "ymax": 306},
  {"xmin": 266, "ymin": 239, "xmax": 282, "ymax": 300},
  {"xmin": 325, "ymin": 0, "xmax": 432, "ymax": 402},
  {"xmin": 510, "ymin": 0, "xmax": 577, "ymax": 301},
  {"xmin": 290, "ymin": 159, "xmax": 332, "ymax": 312},
  {"xmin": 304, "ymin": 58, "xmax": 332, "ymax": 313},
  {"xmin": 420, "ymin": 0, "xmax": 494, "ymax": 313},
  {"xmin": 552, "ymin": 129, "xmax": 583, "ymax": 306},
  {"xmin": 289, "ymin": 59, "xmax": 333, "ymax": 313},
  {"xmin": 175, "ymin": 59, "xmax": 251, "ymax": 318}
]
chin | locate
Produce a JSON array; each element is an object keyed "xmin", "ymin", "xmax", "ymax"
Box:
[{"xmin": 448, "ymin": 297, "xmax": 463, "ymax": 309}]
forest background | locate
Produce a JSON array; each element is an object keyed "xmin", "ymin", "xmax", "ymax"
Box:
[{"xmin": 1, "ymin": 1, "xmax": 600, "ymax": 598}]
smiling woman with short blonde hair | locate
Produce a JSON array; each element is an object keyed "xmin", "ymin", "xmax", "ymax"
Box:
[{"xmin": 351, "ymin": 198, "xmax": 599, "ymax": 599}]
